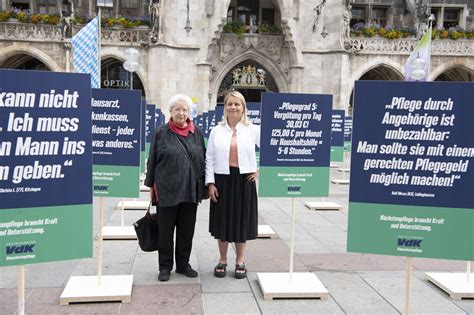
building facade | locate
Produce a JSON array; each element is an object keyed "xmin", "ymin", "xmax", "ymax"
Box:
[{"xmin": 0, "ymin": 0, "xmax": 472, "ymax": 115}]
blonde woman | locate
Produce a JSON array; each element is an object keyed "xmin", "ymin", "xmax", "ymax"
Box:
[{"xmin": 205, "ymin": 91, "xmax": 260, "ymax": 279}]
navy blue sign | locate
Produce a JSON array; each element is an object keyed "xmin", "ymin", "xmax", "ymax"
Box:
[
  {"xmin": 155, "ymin": 108, "xmax": 164, "ymax": 128},
  {"xmin": 260, "ymin": 92, "xmax": 332, "ymax": 167},
  {"xmin": 344, "ymin": 116, "xmax": 353, "ymax": 142},
  {"xmin": 140, "ymin": 99, "xmax": 146, "ymax": 151},
  {"xmin": 350, "ymin": 81, "xmax": 474, "ymax": 209},
  {"xmin": 203, "ymin": 111, "xmax": 212, "ymax": 138},
  {"xmin": 0, "ymin": 69, "xmax": 92, "ymax": 209},
  {"xmin": 195, "ymin": 113, "xmax": 204, "ymax": 130},
  {"xmin": 331, "ymin": 110, "xmax": 345, "ymax": 146},
  {"xmin": 247, "ymin": 102, "xmax": 261, "ymax": 125},
  {"xmin": 91, "ymin": 89, "xmax": 141, "ymax": 166},
  {"xmin": 146, "ymin": 104, "xmax": 156, "ymax": 143}
]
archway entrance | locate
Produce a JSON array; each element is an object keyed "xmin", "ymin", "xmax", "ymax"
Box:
[
  {"xmin": 349, "ymin": 65, "xmax": 403, "ymax": 114},
  {"xmin": 434, "ymin": 66, "xmax": 474, "ymax": 82},
  {"xmin": 0, "ymin": 54, "xmax": 50, "ymax": 71},
  {"xmin": 217, "ymin": 60, "xmax": 279, "ymax": 103},
  {"xmin": 101, "ymin": 58, "xmax": 146, "ymax": 97}
]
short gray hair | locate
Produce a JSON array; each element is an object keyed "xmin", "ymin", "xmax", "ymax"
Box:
[{"xmin": 168, "ymin": 94, "xmax": 193, "ymax": 112}]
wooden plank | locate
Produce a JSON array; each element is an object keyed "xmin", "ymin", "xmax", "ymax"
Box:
[
  {"xmin": 257, "ymin": 225, "xmax": 278, "ymax": 238},
  {"xmin": 116, "ymin": 200, "xmax": 149, "ymax": 210},
  {"xmin": 305, "ymin": 201, "xmax": 342, "ymax": 211},
  {"xmin": 60, "ymin": 275, "xmax": 133, "ymax": 305},
  {"xmin": 101, "ymin": 226, "xmax": 137, "ymax": 240},
  {"xmin": 257, "ymin": 272, "xmax": 328, "ymax": 300},
  {"xmin": 425, "ymin": 272, "xmax": 474, "ymax": 300}
]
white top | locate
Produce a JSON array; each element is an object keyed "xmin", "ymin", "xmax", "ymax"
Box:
[{"xmin": 205, "ymin": 122, "xmax": 260, "ymax": 185}]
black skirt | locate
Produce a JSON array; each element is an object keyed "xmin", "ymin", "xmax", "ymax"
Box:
[{"xmin": 209, "ymin": 167, "xmax": 258, "ymax": 242}]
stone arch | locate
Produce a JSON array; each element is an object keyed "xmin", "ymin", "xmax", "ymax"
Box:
[
  {"xmin": 431, "ymin": 62, "xmax": 474, "ymax": 82},
  {"xmin": 100, "ymin": 49, "xmax": 147, "ymax": 94},
  {"xmin": 345, "ymin": 58, "xmax": 404, "ymax": 110},
  {"xmin": 0, "ymin": 45, "xmax": 60, "ymax": 72},
  {"xmin": 210, "ymin": 50, "xmax": 289, "ymax": 108},
  {"xmin": 100, "ymin": 52, "xmax": 147, "ymax": 98}
]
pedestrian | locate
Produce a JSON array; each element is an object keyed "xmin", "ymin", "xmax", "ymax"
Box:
[
  {"xmin": 206, "ymin": 90, "xmax": 260, "ymax": 279},
  {"xmin": 144, "ymin": 94, "xmax": 206, "ymax": 282}
]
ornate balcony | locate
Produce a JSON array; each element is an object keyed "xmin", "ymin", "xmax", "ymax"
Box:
[
  {"xmin": 0, "ymin": 21, "xmax": 63, "ymax": 41},
  {"xmin": 350, "ymin": 37, "xmax": 474, "ymax": 56},
  {"xmin": 0, "ymin": 22, "xmax": 151, "ymax": 46}
]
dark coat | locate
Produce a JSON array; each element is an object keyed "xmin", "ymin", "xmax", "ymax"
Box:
[{"xmin": 144, "ymin": 123, "xmax": 206, "ymax": 207}]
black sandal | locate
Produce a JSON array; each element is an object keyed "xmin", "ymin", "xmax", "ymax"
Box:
[
  {"xmin": 214, "ymin": 263, "xmax": 227, "ymax": 278},
  {"xmin": 235, "ymin": 264, "xmax": 247, "ymax": 279}
]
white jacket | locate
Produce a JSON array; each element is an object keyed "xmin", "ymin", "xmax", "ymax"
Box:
[{"xmin": 205, "ymin": 122, "xmax": 260, "ymax": 184}]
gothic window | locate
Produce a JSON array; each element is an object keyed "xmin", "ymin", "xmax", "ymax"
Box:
[
  {"xmin": 371, "ymin": 7, "xmax": 387, "ymax": 27},
  {"xmin": 443, "ymin": 9, "xmax": 461, "ymax": 29},
  {"xmin": 10, "ymin": 0, "xmax": 29, "ymax": 10},
  {"xmin": 237, "ymin": 0, "xmax": 258, "ymax": 25},
  {"xmin": 262, "ymin": 8, "xmax": 275, "ymax": 25},
  {"xmin": 39, "ymin": 0, "xmax": 57, "ymax": 14},
  {"xmin": 350, "ymin": 6, "xmax": 366, "ymax": 27},
  {"xmin": 121, "ymin": 0, "xmax": 139, "ymax": 9},
  {"xmin": 226, "ymin": 0, "xmax": 280, "ymax": 29},
  {"xmin": 227, "ymin": 6, "xmax": 234, "ymax": 23},
  {"xmin": 430, "ymin": 7, "xmax": 441, "ymax": 28}
]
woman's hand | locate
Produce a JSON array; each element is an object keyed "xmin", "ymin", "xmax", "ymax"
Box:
[
  {"xmin": 208, "ymin": 183, "xmax": 219, "ymax": 203},
  {"xmin": 246, "ymin": 171, "xmax": 259, "ymax": 182}
]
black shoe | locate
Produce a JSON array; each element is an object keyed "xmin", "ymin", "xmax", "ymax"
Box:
[
  {"xmin": 176, "ymin": 264, "xmax": 198, "ymax": 278},
  {"xmin": 158, "ymin": 270, "xmax": 170, "ymax": 281}
]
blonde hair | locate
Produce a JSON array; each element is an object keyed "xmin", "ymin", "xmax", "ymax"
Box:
[{"xmin": 221, "ymin": 91, "xmax": 250, "ymax": 126}]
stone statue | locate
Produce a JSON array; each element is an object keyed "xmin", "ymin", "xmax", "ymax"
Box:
[
  {"xmin": 257, "ymin": 69, "xmax": 266, "ymax": 86},
  {"xmin": 232, "ymin": 68, "xmax": 242, "ymax": 85},
  {"xmin": 343, "ymin": 3, "xmax": 352, "ymax": 40},
  {"xmin": 149, "ymin": 2, "xmax": 160, "ymax": 43},
  {"xmin": 61, "ymin": 16, "xmax": 72, "ymax": 39},
  {"xmin": 312, "ymin": 0, "xmax": 326, "ymax": 32}
]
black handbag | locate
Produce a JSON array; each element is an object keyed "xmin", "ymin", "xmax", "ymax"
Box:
[{"xmin": 133, "ymin": 203, "xmax": 158, "ymax": 252}]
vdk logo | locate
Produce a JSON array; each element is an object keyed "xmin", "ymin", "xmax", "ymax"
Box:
[
  {"xmin": 398, "ymin": 238, "xmax": 422, "ymax": 247},
  {"xmin": 287, "ymin": 186, "xmax": 301, "ymax": 192},
  {"xmin": 6, "ymin": 244, "xmax": 35, "ymax": 255},
  {"xmin": 94, "ymin": 185, "xmax": 108, "ymax": 191}
]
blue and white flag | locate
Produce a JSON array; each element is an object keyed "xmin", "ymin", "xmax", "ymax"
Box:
[
  {"xmin": 72, "ymin": 17, "xmax": 100, "ymax": 88},
  {"xmin": 404, "ymin": 25, "xmax": 432, "ymax": 81}
]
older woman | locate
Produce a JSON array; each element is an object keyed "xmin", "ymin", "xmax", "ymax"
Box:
[
  {"xmin": 145, "ymin": 94, "xmax": 206, "ymax": 282},
  {"xmin": 206, "ymin": 91, "xmax": 260, "ymax": 279}
]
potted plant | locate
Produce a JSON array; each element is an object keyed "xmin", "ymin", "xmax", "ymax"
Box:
[
  {"xmin": 15, "ymin": 9, "xmax": 29, "ymax": 23},
  {"xmin": 31, "ymin": 13, "xmax": 42, "ymax": 24},
  {"xmin": 223, "ymin": 20, "xmax": 245, "ymax": 36},
  {"xmin": 257, "ymin": 22, "xmax": 281, "ymax": 34},
  {"xmin": 0, "ymin": 10, "xmax": 11, "ymax": 22},
  {"xmin": 71, "ymin": 15, "xmax": 87, "ymax": 25}
]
